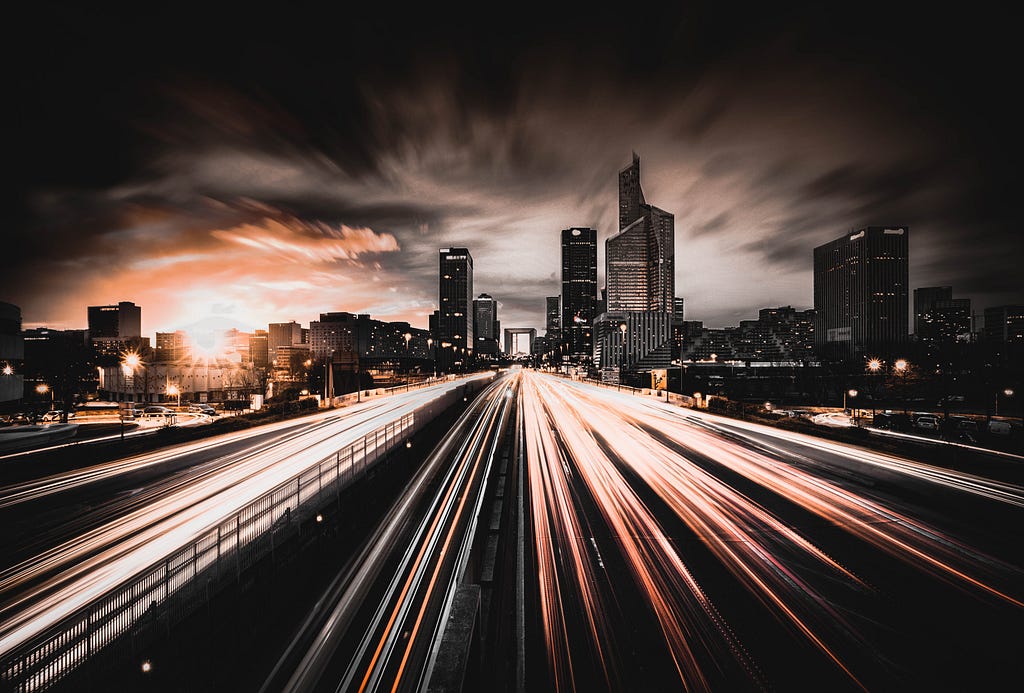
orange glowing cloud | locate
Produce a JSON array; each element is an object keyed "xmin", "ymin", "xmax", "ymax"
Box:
[{"xmin": 210, "ymin": 217, "xmax": 399, "ymax": 264}]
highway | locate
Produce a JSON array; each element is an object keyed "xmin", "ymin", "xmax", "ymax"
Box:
[
  {"xmin": 263, "ymin": 372, "xmax": 516, "ymax": 693},
  {"xmin": 518, "ymin": 371, "xmax": 1024, "ymax": 691},
  {"xmin": 0, "ymin": 376, "xmax": 489, "ymax": 677}
]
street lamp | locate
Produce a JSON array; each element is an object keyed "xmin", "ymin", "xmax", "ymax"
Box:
[
  {"xmin": 619, "ymin": 322, "xmax": 628, "ymax": 387},
  {"xmin": 36, "ymin": 383, "xmax": 53, "ymax": 411},
  {"xmin": 893, "ymin": 358, "xmax": 909, "ymax": 414},
  {"xmin": 166, "ymin": 384, "xmax": 181, "ymax": 408},
  {"xmin": 996, "ymin": 387, "xmax": 1015, "ymax": 417},
  {"xmin": 427, "ymin": 338, "xmax": 434, "ymax": 379},
  {"xmin": 2, "ymin": 364, "xmax": 12, "ymax": 376},
  {"xmin": 845, "ymin": 388, "xmax": 858, "ymax": 425}
]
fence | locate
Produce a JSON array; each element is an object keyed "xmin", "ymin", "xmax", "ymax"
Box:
[{"xmin": 1, "ymin": 410, "xmax": 421, "ymax": 692}]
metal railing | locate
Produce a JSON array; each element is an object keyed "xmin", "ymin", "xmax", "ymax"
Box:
[{"xmin": 1, "ymin": 411, "xmax": 419, "ymax": 692}]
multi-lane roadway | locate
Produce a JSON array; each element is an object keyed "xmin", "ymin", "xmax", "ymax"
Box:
[{"xmin": 518, "ymin": 371, "xmax": 1024, "ymax": 691}]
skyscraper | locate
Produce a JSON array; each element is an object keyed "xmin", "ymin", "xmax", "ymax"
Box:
[
  {"xmin": 545, "ymin": 296, "xmax": 561, "ymax": 339},
  {"xmin": 561, "ymin": 227, "xmax": 597, "ymax": 357},
  {"xmin": 606, "ymin": 153, "xmax": 675, "ymax": 313},
  {"xmin": 438, "ymin": 247, "xmax": 474, "ymax": 370},
  {"xmin": 596, "ymin": 153, "xmax": 676, "ymax": 378},
  {"xmin": 813, "ymin": 226, "xmax": 909, "ymax": 359},
  {"xmin": 473, "ymin": 293, "xmax": 500, "ymax": 355}
]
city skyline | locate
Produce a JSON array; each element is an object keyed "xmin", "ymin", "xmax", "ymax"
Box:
[{"xmin": 4, "ymin": 6, "xmax": 1022, "ymax": 337}]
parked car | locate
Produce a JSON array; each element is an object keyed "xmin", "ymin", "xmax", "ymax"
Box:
[
  {"xmin": 914, "ymin": 415, "xmax": 940, "ymax": 431},
  {"xmin": 873, "ymin": 412, "xmax": 912, "ymax": 431},
  {"xmin": 988, "ymin": 420, "xmax": 1013, "ymax": 436},
  {"xmin": 143, "ymin": 406, "xmax": 175, "ymax": 415},
  {"xmin": 40, "ymin": 410, "xmax": 76, "ymax": 422},
  {"xmin": 188, "ymin": 404, "xmax": 217, "ymax": 415}
]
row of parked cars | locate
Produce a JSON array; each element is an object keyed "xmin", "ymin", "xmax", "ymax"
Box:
[
  {"xmin": 873, "ymin": 411, "xmax": 1012, "ymax": 439},
  {"xmin": 121, "ymin": 404, "xmax": 218, "ymax": 419},
  {"xmin": 1, "ymin": 410, "xmax": 77, "ymax": 425}
]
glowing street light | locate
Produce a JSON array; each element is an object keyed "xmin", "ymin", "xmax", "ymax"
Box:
[
  {"xmin": 2, "ymin": 364, "xmax": 13, "ymax": 376},
  {"xmin": 845, "ymin": 388, "xmax": 859, "ymax": 425},
  {"xmin": 867, "ymin": 358, "xmax": 882, "ymax": 373},
  {"xmin": 36, "ymin": 383, "xmax": 54, "ymax": 410},
  {"xmin": 166, "ymin": 384, "xmax": 181, "ymax": 408}
]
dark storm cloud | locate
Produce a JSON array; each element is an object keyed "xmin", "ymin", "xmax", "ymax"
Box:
[{"xmin": 4, "ymin": 3, "xmax": 1021, "ymax": 332}]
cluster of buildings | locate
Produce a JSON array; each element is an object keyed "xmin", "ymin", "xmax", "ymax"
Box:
[
  {"xmin": 3, "ymin": 151, "xmax": 1023, "ymax": 409},
  {"xmin": 0, "ymin": 299, "xmax": 441, "ymax": 409}
]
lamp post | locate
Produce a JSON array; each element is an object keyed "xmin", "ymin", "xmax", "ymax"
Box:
[
  {"xmin": 166, "ymin": 384, "xmax": 181, "ymax": 408},
  {"xmin": 120, "ymin": 353, "xmax": 141, "ymax": 440},
  {"xmin": 845, "ymin": 388, "xmax": 858, "ymax": 425},
  {"xmin": 894, "ymin": 358, "xmax": 909, "ymax": 414},
  {"xmin": 619, "ymin": 322, "xmax": 628, "ymax": 387},
  {"xmin": 36, "ymin": 383, "xmax": 53, "ymax": 411},
  {"xmin": 866, "ymin": 358, "xmax": 882, "ymax": 422},
  {"xmin": 427, "ymin": 338, "xmax": 434, "ymax": 379}
]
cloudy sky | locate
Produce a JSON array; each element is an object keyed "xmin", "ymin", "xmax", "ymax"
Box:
[{"xmin": 4, "ymin": 4, "xmax": 1021, "ymax": 339}]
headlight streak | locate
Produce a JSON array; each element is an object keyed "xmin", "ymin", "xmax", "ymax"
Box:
[
  {"xmin": 520, "ymin": 378, "xmax": 618, "ymax": 691},
  {"xmin": 0, "ymin": 377, "xmax": 490, "ymax": 664},
  {"xmin": 588, "ymin": 388, "xmax": 1024, "ymax": 607},
  {"xmin": 522, "ymin": 373, "xmax": 763, "ymax": 692},
  {"xmin": 336, "ymin": 375, "xmax": 515, "ymax": 693},
  {"xmin": 524, "ymin": 372, "xmax": 1024, "ymax": 689}
]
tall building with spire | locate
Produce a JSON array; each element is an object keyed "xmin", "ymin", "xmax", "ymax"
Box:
[
  {"xmin": 596, "ymin": 153, "xmax": 676, "ymax": 378},
  {"xmin": 607, "ymin": 153, "xmax": 675, "ymax": 313}
]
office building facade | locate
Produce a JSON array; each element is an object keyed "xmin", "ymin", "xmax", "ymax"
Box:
[
  {"xmin": 438, "ymin": 247, "xmax": 474, "ymax": 370},
  {"xmin": 596, "ymin": 153, "xmax": 676, "ymax": 378},
  {"xmin": 88, "ymin": 301, "xmax": 142, "ymax": 356},
  {"xmin": 473, "ymin": 293, "xmax": 500, "ymax": 356},
  {"xmin": 561, "ymin": 227, "xmax": 597, "ymax": 357},
  {"xmin": 813, "ymin": 226, "xmax": 909, "ymax": 359}
]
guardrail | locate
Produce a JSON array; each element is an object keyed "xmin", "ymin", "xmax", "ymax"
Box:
[{"xmin": 0, "ymin": 408, "xmax": 426, "ymax": 692}]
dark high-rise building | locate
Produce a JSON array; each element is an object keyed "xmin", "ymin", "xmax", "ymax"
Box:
[
  {"xmin": 545, "ymin": 296, "xmax": 561, "ymax": 339},
  {"xmin": 473, "ymin": 293, "xmax": 500, "ymax": 355},
  {"xmin": 914, "ymin": 286, "xmax": 951, "ymax": 336},
  {"xmin": 915, "ymin": 287, "xmax": 971, "ymax": 344},
  {"xmin": 561, "ymin": 227, "xmax": 597, "ymax": 357},
  {"xmin": 88, "ymin": 301, "xmax": 142, "ymax": 356},
  {"xmin": 438, "ymin": 247, "xmax": 474, "ymax": 370},
  {"xmin": 984, "ymin": 305, "xmax": 1024, "ymax": 343},
  {"xmin": 813, "ymin": 226, "xmax": 909, "ymax": 359}
]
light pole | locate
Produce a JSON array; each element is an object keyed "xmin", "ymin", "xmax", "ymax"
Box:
[
  {"xmin": 35, "ymin": 383, "xmax": 53, "ymax": 412},
  {"xmin": 120, "ymin": 353, "xmax": 141, "ymax": 440},
  {"xmin": 894, "ymin": 358, "xmax": 909, "ymax": 414},
  {"xmin": 866, "ymin": 358, "xmax": 882, "ymax": 422},
  {"xmin": 427, "ymin": 338, "xmax": 434, "ymax": 379},
  {"xmin": 166, "ymin": 384, "xmax": 181, "ymax": 408},
  {"xmin": 845, "ymin": 388, "xmax": 858, "ymax": 425},
  {"xmin": 619, "ymin": 322, "xmax": 628, "ymax": 387}
]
